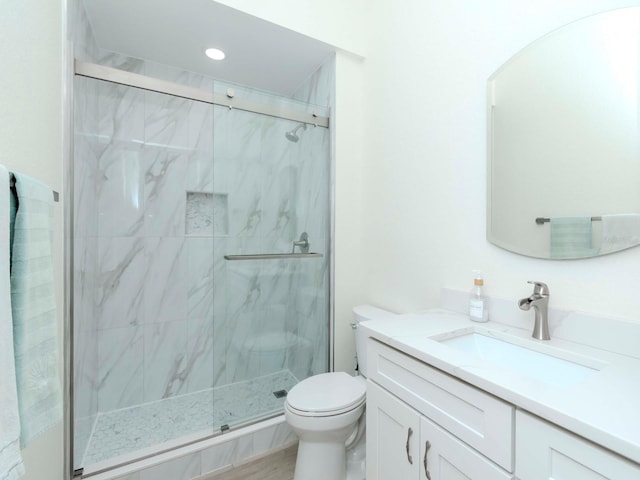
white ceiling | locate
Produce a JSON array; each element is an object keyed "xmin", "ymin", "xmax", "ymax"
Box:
[{"xmin": 83, "ymin": 0, "xmax": 335, "ymax": 96}]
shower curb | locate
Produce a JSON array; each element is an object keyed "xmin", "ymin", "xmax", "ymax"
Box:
[{"xmin": 84, "ymin": 415, "xmax": 296, "ymax": 480}]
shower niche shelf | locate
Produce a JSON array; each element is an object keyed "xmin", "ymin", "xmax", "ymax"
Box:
[{"xmin": 185, "ymin": 191, "xmax": 228, "ymax": 236}]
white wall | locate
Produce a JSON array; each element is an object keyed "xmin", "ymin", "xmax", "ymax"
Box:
[
  {"xmin": 362, "ymin": 0, "xmax": 640, "ymax": 322},
  {"xmin": 0, "ymin": 1, "xmax": 65, "ymax": 479},
  {"xmin": 333, "ymin": 52, "xmax": 366, "ymax": 373},
  {"xmin": 213, "ymin": 0, "xmax": 367, "ymax": 57}
]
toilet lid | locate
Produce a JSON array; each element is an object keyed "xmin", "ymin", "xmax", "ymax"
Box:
[{"xmin": 286, "ymin": 372, "xmax": 366, "ymax": 414}]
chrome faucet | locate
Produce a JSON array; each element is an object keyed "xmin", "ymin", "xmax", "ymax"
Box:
[{"xmin": 518, "ymin": 281, "xmax": 550, "ymax": 340}]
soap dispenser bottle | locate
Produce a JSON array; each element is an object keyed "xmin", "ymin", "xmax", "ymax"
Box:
[{"xmin": 469, "ymin": 270, "xmax": 489, "ymax": 322}]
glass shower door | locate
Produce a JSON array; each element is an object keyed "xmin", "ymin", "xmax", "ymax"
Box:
[
  {"xmin": 72, "ymin": 74, "xmax": 218, "ymax": 471},
  {"xmin": 72, "ymin": 67, "xmax": 331, "ymax": 473},
  {"xmin": 210, "ymin": 94, "xmax": 330, "ymax": 431}
]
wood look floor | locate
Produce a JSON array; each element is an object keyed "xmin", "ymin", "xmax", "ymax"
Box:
[{"xmin": 201, "ymin": 444, "xmax": 297, "ymax": 480}]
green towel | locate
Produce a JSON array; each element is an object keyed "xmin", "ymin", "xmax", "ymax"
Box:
[
  {"xmin": 9, "ymin": 173, "xmax": 61, "ymax": 447},
  {"xmin": 1, "ymin": 166, "xmax": 25, "ymax": 480},
  {"xmin": 550, "ymin": 217, "xmax": 595, "ymax": 259},
  {"xmin": 9, "ymin": 183, "xmax": 16, "ymax": 269}
]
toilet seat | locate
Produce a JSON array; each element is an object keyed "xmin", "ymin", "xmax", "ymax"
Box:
[
  {"xmin": 286, "ymin": 372, "xmax": 366, "ymax": 417},
  {"xmin": 286, "ymin": 397, "xmax": 366, "ymax": 417}
]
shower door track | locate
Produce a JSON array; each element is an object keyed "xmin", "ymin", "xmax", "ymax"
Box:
[{"xmin": 74, "ymin": 60, "xmax": 330, "ymax": 128}]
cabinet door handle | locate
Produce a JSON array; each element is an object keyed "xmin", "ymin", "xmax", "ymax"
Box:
[
  {"xmin": 405, "ymin": 427, "xmax": 414, "ymax": 464},
  {"xmin": 423, "ymin": 440, "xmax": 431, "ymax": 480}
]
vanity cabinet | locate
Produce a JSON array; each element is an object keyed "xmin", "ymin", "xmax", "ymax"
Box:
[
  {"xmin": 420, "ymin": 415, "xmax": 513, "ymax": 480},
  {"xmin": 516, "ymin": 411, "xmax": 640, "ymax": 479},
  {"xmin": 366, "ymin": 380, "xmax": 421, "ymax": 479},
  {"xmin": 366, "ymin": 338, "xmax": 640, "ymax": 480},
  {"xmin": 367, "ymin": 339, "xmax": 514, "ymax": 479},
  {"xmin": 367, "ymin": 380, "xmax": 513, "ymax": 479}
]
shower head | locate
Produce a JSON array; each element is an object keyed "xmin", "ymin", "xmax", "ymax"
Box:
[{"xmin": 285, "ymin": 123, "xmax": 307, "ymax": 143}]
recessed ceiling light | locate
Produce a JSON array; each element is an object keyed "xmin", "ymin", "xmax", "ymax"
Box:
[{"xmin": 205, "ymin": 48, "xmax": 226, "ymax": 61}]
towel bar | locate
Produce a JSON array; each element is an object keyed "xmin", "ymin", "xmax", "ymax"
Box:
[
  {"xmin": 536, "ymin": 216, "xmax": 602, "ymax": 224},
  {"xmin": 224, "ymin": 253, "xmax": 323, "ymax": 260},
  {"xmin": 9, "ymin": 175, "xmax": 59, "ymax": 202}
]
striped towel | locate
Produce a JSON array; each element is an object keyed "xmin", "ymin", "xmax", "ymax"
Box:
[
  {"xmin": 9, "ymin": 172, "xmax": 62, "ymax": 447},
  {"xmin": 0, "ymin": 165, "xmax": 25, "ymax": 480},
  {"xmin": 550, "ymin": 217, "xmax": 595, "ymax": 259}
]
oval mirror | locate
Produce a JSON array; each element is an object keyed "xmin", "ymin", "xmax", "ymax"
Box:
[{"xmin": 487, "ymin": 8, "xmax": 640, "ymax": 259}]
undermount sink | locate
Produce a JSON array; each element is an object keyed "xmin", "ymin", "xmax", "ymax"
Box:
[{"xmin": 438, "ymin": 332, "xmax": 599, "ymax": 387}]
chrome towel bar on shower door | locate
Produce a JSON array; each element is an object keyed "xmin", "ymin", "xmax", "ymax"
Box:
[
  {"xmin": 224, "ymin": 232, "xmax": 323, "ymax": 260},
  {"xmin": 224, "ymin": 253, "xmax": 323, "ymax": 261}
]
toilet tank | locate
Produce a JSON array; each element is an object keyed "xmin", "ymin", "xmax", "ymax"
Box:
[{"xmin": 353, "ymin": 305, "xmax": 396, "ymax": 378}]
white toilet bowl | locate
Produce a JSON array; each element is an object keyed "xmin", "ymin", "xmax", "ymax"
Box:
[
  {"xmin": 285, "ymin": 305, "xmax": 396, "ymax": 480},
  {"xmin": 284, "ymin": 372, "xmax": 366, "ymax": 480}
]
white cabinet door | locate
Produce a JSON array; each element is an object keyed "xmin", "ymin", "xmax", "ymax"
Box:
[
  {"xmin": 367, "ymin": 380, "xmax": 421, "ymax": 480},
  {"xmin": 368, "ymin": 338, "xmax": 514, "ymax": 471},
  {"xmin": 420, "ymin": 416, "xmax": 513, "ymax": 480},
  {"xmin": 516, "ymin": 411, "xmax": 640, "ymax": 480}
]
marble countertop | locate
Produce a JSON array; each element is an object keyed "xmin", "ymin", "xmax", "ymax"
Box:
[{"xmin": 360, "ymin": 308, "xmax": 640, "ymax": 464}]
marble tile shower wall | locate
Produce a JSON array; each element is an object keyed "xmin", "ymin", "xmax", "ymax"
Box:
[
  {"xmin": 211, "ymin": 103, "xmax": 329, "ymax": 386},
  {"xmin": 73, "ymin": 71, "xmax": 218, "ymax": 416},
  {"xmin": 73, "ymin": 53, "xmax": 332, "ymax": 416},
  {"xmin": 72, "ymin": 1, "xmax": 333, "ymax": 467},
  {"xmin": 288, "ymin": 57, "xmax": 334, "ymax": 379}
]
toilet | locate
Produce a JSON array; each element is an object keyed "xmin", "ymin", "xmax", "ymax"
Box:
[{"xmin": 284, "ymin": 305, "xmax": 395, "ymax": 480}]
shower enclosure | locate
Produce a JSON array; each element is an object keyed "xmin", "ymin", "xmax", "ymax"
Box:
[{"xmin": 71, "ymin": 59, "xmax": 331, "ymax": 474}]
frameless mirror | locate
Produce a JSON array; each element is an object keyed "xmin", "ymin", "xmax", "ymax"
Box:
[{"xmin": 487, "ymin": 8, "xmax": 640, "ymax": 259}]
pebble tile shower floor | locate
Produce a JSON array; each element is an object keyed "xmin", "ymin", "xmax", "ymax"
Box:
[{"xmin": 81, "ymin": 370, "xmax": 299, "ymax": 466}]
